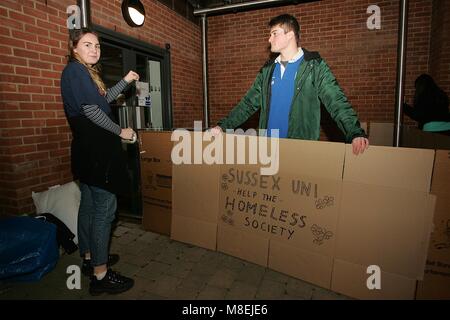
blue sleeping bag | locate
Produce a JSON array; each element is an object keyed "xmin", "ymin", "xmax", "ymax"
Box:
[{"xmin": 0, "ymin": 216, "xmax": 59, "ymax": 282}]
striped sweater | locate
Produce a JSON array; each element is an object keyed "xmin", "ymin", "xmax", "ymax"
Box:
[{"xmin": 82, "ymin": 79, "xmax": 129, "ymax": 136}]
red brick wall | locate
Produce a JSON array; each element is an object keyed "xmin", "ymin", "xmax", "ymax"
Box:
[
  {"xmin": 404, "ymin": 0, "xmax": 434, "ymax": 120},
  {"xmin": 0, "ymin": 0, "xmax": 202, "ymax": 215},
  {"xmin": 207, "ymin": 0, "xmax": 432, "ymax": 132},
  {"xmin": 429, "ymin": 0, "xmax": 450, "ymax": 96}
]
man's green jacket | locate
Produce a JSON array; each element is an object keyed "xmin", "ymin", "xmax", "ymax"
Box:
[{"xmin": 218, "ymin": 49, "xmax": 366, "ymax": 143}]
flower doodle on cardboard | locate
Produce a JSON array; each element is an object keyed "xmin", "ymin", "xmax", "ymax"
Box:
[
  {"xmin": 221, "ymin": 210, "xmax": 234, "ymax": 226},
  {"xmin": 315, "ymin": 195, "xmax": 334, "ymax": 209},
  {"xmin": 221, "ymin": 174, "xmax": 229, "ymax": 191},
  {"xmin": 311, "ymin": 224, "xmax": 333, "ymax": 245}
]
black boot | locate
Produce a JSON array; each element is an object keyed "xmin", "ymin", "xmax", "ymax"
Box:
[{"xmin": 89, "ymin": 269, "xmax": 134, "ymax": 295}]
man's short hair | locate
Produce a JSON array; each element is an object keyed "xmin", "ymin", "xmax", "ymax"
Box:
[{"xmin": 269, "ymin": 14, "xmax": 300, "ymax": 44}]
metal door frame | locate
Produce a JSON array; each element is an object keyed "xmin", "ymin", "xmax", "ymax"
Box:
[{"xmin": 93, "ymin": 24, "xmax": 173, "ymax": 130}]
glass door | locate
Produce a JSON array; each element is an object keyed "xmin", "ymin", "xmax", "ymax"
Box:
[
  {"xmin": 135, "ymin": 54, "xmax": 164, "ymax": 130},
  {"xmin": 97, "ymin": 35, "xmax": 172, "ymax": 217}
]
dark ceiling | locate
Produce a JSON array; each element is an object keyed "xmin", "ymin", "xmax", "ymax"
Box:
[
  {"xmin": 187, "ymin": 1, "xmax": 255, "ymax": 9},
  {"xmin": 186, "ymin": 0, "xmax": 320, "ymax": 11}
]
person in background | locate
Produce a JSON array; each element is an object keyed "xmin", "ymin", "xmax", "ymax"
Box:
[
  {"xmin": 404, "ymin": 73, "xmax": 450, "ymax": 135},
  {"xmin": 60, "ymin": 28, "xmax": 139, "ymax": 295},
  {"xmin": 211, "ymin": 14, "xmax": 369, "ymax": 155}
]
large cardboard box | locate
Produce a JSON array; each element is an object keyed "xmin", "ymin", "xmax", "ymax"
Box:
[
  {"xmin": 171, "ymin": 133, "xmax": 437, "ymax": 299},
  {"xmin": 416, "ymin": 150, "xmax": 450, "ymax": 299},
  {"xmin": 139, "ymin": 131, "xmax": 173, "ymax": 235}
]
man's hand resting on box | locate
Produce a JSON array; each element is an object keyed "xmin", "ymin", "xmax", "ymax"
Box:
[{"xmin": 351, "ymin": 137, "xmax": 369, "ymax": 155}]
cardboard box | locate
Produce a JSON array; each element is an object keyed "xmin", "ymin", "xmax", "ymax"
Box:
[
  {"xmin": 142, "ymin": 202, "xmax": 171, "ymax": 236},
  {"xmin": 368, "ymin": 122, "xmax": 394, "ymax": 147},
  {"xmin": 139, "ymin": 131, "xmax": 173, "ymax": 235},
  {"xmin": 416, "ymin": 150, "xmax": 450, "ymax": 299},
  {"xmin": 170, "ymin": 133, "xmax": 437, "ymax": 299},
  {"xmin": 402, "ymin": 126, "xmax": 450, "ymax": 150},
  {"xmin": 366, "ymin": 121, "xmax": 450, "ymax": 150}
]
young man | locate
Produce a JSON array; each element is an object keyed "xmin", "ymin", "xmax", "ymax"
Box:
[{"xmin": 212, "ymin": 14, "xmax": 369, "ymax": 155}]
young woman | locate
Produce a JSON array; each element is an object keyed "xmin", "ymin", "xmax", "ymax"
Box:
[
  {"xmin": 404, "ymin": 74, "xmax": 450, "ymax": 134},
  {"xmin": 61, "ymin": 28, "xmax": 138, "ymax": 295}
]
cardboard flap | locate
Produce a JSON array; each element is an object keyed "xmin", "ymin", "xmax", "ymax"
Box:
[
  {"xmin": 336, "ymin": 182, "xmax": 435, "ymax": 279},
  {"xmin": 279, "ymin": 139, "xmax": 345, "ymax": 179},
  {"xmin": 170, "ymin": 214, "xmax": 217, "ymax": 251},
  {"xmin": 416, "ymin": 187, "xmax": 450, "ymax": 298},
  {"xmin": 269, "ymin": 240, "xmax": 333, "ymax": 289},
  {"xmin": 431, "ymin": 150, "xmax": 450, "ymax": 194},
  {"xmin": 172, "ymin": 163, "xmax": 220, "ymax": 223},
  {"xmin": 217, "ymin": 225, "xmax": 269, "ymax": 267},
  {"xmin": 416, "ymin": 194, "xmax": 437, "ymax": 280},
  {"xmin": 343, "ymin": 144, "xmax": 434, "ymax": 192},
  {"xmin": 331, "ymin": 259, "xmax": 417, "ymax": 300}
]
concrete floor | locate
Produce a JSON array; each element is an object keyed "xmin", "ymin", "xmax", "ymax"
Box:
[{"xmin": 0, "ymin": 219, "xmax": 351, "ymax": 300}]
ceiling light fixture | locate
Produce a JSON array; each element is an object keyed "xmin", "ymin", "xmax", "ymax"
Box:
[{"xmin": 121, "ymin": 0, "xmax": 146, "ymax": 27}]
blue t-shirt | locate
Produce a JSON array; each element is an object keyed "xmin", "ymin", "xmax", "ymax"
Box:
[
  {"xmin": 60, "ymin": 61, "xmax": 111, "ymax": 118},
  {"xmin": 267, "ymin": 57, "xmax": 303, "ymax": 138}
]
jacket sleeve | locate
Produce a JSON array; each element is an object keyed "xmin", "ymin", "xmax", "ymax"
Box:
[
  {"xmin": 217, "ymin": 72, "xmax": 263, "ymax": 130},
  {"xmin": 315, "ymin": 59, "xmax": 366, "ymax": 142}
]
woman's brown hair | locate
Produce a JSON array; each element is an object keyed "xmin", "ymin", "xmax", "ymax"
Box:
[{"xmin": 67, "ymin": 28, "xmax": 107, "ymax": 95}]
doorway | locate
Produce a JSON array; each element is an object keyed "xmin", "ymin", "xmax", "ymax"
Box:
[{"xmin": 94, "ymin": 25, "xmax": 173, "ymax": 217}]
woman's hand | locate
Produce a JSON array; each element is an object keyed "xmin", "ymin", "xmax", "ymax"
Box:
[
  {"xmin": 124, "ymin": 71, "xmax": 139, "ymax": 83},
  {"xmin": 120, "ymin": 127, "xmax": 135, "ymax": 140}
]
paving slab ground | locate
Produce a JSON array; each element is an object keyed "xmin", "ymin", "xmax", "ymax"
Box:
[{"xmin": 0, "ymin": 218, "xmax": 352, "ymax": 301}]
